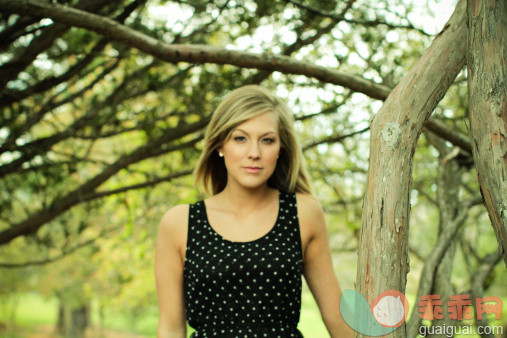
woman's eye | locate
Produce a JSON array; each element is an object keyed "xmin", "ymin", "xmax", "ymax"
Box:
[
  {"xmin": 263, "ymin": 138, "xmax": 275, "ymax": 144},
  {"xmin": 233, "ymin": 136, "xmax": 246, "ymax": 142}
]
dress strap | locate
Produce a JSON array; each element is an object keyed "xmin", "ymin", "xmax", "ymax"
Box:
[{"xmin": 184, "ymin": 201, "xmax": 206, "ymax": 268}]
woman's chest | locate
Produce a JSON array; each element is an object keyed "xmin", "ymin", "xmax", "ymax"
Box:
[{"xmin": 206, "ymin": 207, "xmax": 278, "ymax": 243}]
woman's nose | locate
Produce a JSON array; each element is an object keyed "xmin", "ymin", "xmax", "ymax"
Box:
[{"xmin": 248, "ymin": 143, "xmax": 260, "ymax": 159}]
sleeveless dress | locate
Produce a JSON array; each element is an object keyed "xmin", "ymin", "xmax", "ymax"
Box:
[{"xmin": 183, "ymin": 190, "xmax": 304, "ymax": 337}]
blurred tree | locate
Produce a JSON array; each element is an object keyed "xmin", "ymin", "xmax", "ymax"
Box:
[{"xmin": 406, "ymin": 131, "xmax": 480, "ymax": 336}]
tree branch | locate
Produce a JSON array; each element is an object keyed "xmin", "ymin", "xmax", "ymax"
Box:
[
  {"xmin": 0, "ymin": 0, "xmax": 144, "ymax": 108},
  {"xmin": 0, "ymin": 225, "xmax": 121, "ymax": 268},
  {"xmin": 0, "ymin": 0, "xmax": 475, "ymax": 156},
  {"xmin": 424, "ymin": 118, "xmax": 472, "ymax": 153},
  {"xmin": 0, "ymin": 16, "xmax": 44, "ymax": 50},
  {"xmin": 303, "ymin": 126, "xmax": 369, "ymax": 151},
  {"xmin": 0, "ymin": 0, "xmax": 114, "ymax": 91},
  {"xmin": 0, "ymin": 118, "xmax": 209, "ymax": 245},
  {"xmin": 357, "ymin": 1, "xmax": 468, "ymax": 336},
  {"xmin": 406, "ymin": 195, "xmax": 482, "ymax": 336},
  {"xmin": 285, "ymin": 0, "xmax": 431, "ymax": 36},
  {"xmin": 0, "ymin": 59, "xmax": 122, "ymax": 176},
  {"xmin": 0, "ymin": 238, "xmax": 96, "ymax": 268},
  {"xmin": 470, "ymin": 248, "xmax": 503, "ymax": 338},
  {"xmin": 246, "ymin": 0, "xmax": 355, "ymax": 85},
  {"xmin": 0, "ymin": 0, "xmax": 392, "ymax": 101},
  {"xmin": 85, "ymin": 169, "xmax": 194, "ymax": 201}
]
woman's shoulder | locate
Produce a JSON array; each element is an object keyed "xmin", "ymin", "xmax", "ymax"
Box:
[
  {"xmin": 159, "ymin": 204, "xmax": 190, "ymax": 241},
  {"xmin": 295, "ymin": 192, "xmax": 326, "ymax": 236},
  {"xmin": 295, "ymin": 192, "xmax": 324, "ymax": 216},
  {"xmin": 161, "ymin": 203, "xmax": 190, "ymax": 223}
]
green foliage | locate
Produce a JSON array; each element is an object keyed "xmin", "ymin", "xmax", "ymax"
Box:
[{"xmin": 0, "ymin": 0, "xmax": 504, "ymax": 335}]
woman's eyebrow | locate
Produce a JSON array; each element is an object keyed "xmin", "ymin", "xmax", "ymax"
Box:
[{"xmin": 233, "ymin": 128, "xmax": 277, "ymax": 136}]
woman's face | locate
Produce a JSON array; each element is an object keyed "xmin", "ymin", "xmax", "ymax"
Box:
[{"xmin": 218, "ymin": 112, "xmax": 281, "ymax": 191}]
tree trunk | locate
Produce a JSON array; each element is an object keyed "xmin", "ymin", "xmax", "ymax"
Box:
[
  {"xmin": 355, "ymin": 0, "xmax": 467, "ymax": 336},
  {"xmin": 470, "ymin": 249, "xmax": 502, "ymax": 338},
  {"xmin": 56, "ymin": 301, "xmax": 65, "ymax": 335},
  {"xmin": 98, "ymin": 303, "xmax": 105, "ymax": 338},
  {"xmin": 404, "ymin": 131, "xmax": 483, "ymax": 337},
  {"xmin": 466, "ymin": 0, "xmax": 507, "ymax": 267},
  {"xmin": 55, "ymin": 297, "xmax": 72, "ymax": 337},
  {"xmin": 70, "ymin": 305, "xmax": 89, "ymax": 337},
  {"xmin": 3, "ymin": 294, "xmax": 19, "ymax": 337},
  {"xmin": 55, "ymin": 297, "xmax": 90, "ymax": 337},
  {"xmin": 426, "ymin": 133, "xmax": 462, "ymax": 337}
]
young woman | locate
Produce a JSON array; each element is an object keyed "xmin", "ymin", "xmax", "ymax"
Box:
[{"xmin": 155, "ymin": 85, "xmax": 353, "ymax": 337}]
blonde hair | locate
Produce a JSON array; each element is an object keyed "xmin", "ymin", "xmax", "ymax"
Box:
[{"xmin": 194, "ymin": 85, "xmax": 314, "ymax": 196}]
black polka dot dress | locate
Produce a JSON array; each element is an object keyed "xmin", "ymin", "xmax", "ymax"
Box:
[{"xmin": 183, "ymin": 190, "xmax": 304, "ymax": 337}]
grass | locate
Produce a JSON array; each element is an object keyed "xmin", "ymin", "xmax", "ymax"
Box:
[
  {"xmin": 6, "ymin": 292, "xmax": 504, "ymax": 337},
  {"xmin": 0, "ymin": 290, "xmax": 328, "ymax": 337},
  {"xmin": 0, "ymin": 293, "xmax": 58, "ymax": 338},
  {"xmin": 0, "ymin": 293, "xmax": 58, "ymax": 327}
]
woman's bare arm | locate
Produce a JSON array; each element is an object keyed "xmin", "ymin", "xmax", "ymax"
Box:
[
  {"xmin": 155, "ymin": 204, "xmax": 189, "ymax": 338},
  {"xmin": 297, "ymin": 194, "xmax": 354, "ymax": 338}
]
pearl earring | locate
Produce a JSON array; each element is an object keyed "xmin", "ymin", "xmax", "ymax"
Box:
[{"xmin": 219, "ymin": 152, "xmax": 223, "ymax": 157}]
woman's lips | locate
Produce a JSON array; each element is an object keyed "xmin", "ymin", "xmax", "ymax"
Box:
[{"xmin": 243, "ymin": 167, "xmax": 262, "ymax": 173}]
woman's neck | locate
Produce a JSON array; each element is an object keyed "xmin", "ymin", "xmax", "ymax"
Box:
[{"xmin": 217, "ymin": 184, "xmax": 277, "ymax": 215}]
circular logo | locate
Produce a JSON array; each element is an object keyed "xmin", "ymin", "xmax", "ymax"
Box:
[{"xmin": 370, "ymin": 290, "xmax": 409, "ymax": 327}]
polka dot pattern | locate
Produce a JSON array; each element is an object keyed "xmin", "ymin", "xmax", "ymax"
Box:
[{"xmin": 183, "ymin": 191, "xmax": 304, "ymax": 337}]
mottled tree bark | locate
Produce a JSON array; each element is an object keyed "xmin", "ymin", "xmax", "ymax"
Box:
[
  {"xmin": 467, "ymin": 0, "xmax": 507, "ymax": 267},
  {"xmin": 355, "ymin": 0, "xmax": 467, "ymax": 336}
]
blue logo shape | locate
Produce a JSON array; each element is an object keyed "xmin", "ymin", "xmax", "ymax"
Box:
[{"xmin": 340, "ymin": 289, "xmax": 408, "ymax": 336}]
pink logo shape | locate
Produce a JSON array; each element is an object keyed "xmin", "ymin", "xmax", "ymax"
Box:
[{"xmin": 371, "ymin": 290, "xmax": 409, "ymax": 328}]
